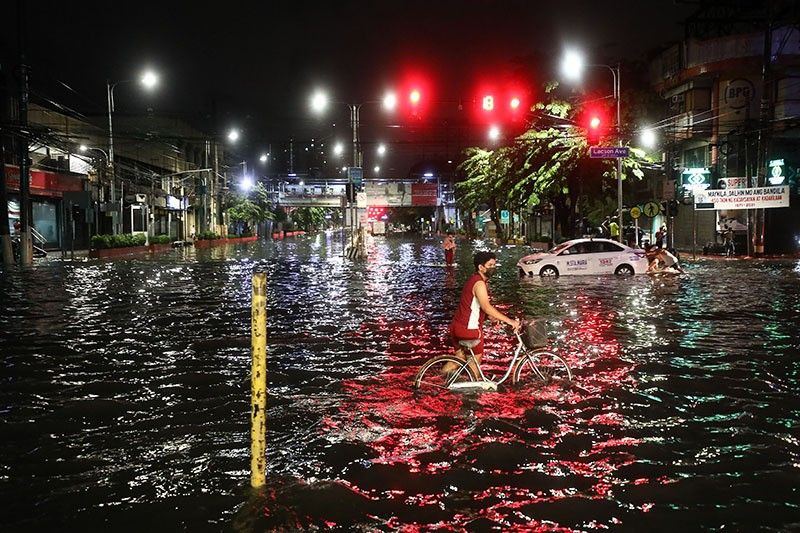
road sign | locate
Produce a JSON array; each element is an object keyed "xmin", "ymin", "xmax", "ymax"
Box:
[
  {"xmin": 643, "ymin": 201, "xmax": 661, "ymax": 218},
  {"xmin": 347, "ymin": 167, "xmax": 363, "ymax": 187},
  {"xmin": 500, "ymin": 210, "xmax": 510, "ymax": 224},
  {"xmin": 630, "ymin": 206, "xmax": 642, "ymax": 219},
  {"xmin": 589, "ymin": 146, "xmax": 630, "ymax": 158}
]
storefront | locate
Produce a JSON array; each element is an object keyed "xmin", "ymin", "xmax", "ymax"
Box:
[{"xmin": 4, "ymin": 164, "xmax": 87, "ymax": 250}]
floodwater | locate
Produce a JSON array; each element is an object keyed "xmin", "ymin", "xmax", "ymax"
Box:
[{"xmin": 1, "ymin": 234, "xmax": 799, "ymax": 531}]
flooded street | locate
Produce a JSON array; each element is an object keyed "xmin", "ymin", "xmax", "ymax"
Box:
[{"xmin": 2, "ymin": 235, "xmax": 799, "ymax": 531}]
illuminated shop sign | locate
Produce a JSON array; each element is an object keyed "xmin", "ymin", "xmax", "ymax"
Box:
[{"xmin": 681, "ymin": 167, "xmax": 711, "ymax": 193}]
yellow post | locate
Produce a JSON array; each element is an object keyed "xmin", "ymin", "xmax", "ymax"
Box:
[{"xmin": 250, "ymin": 272, "xmax": 267, "ymax": 488}]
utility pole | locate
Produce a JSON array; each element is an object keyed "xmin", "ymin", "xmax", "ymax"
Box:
[
  {"xmin": 753, "ymin": 17, "xmax": 773, "ymax": 256},
  {"xmin": 16, "ymin": 0, "xmax": 31, "ymax": 265},
  {"xmin": 0, "ymin": 141, "xmax": 12, "ymax": 265}
]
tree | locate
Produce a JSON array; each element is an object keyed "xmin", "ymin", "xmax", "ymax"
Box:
[
  {"xmin": 292, "ymin": 207, "xmax": 326, "ymax": 231},
  {"xmin": 225, "ymin": 185, "xmax": 273, "ymax": 235},
  {"xmin": 457, "ymin": 82, "xmax": 654, "ymax": 242},
  {"xmin": 457, "ymin": 147, "xmax": 515, "ymax": 241}
]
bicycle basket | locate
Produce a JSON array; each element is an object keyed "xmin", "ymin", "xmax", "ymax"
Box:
[{"xmin": 523, "ymin": 320, "xmax": 548, "ymax": 349}]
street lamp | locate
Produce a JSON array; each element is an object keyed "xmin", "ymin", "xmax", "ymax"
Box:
[
  {"xmin": 227, "ymin": 129, "xmax": 240, "ymax": 142},
  {"xmin": 309, "ymin": 89, "xmax": 396, "ymax": 168},
  {"xmin": 377, "ymin": 143, "xmax": 387, "ymax": 156},
  {"xmin": 640, "ymin": 128, "xmax": 656, "ymax": 149},
  {"xmin": 488, "ymin": 125, "xmax": 501, "ymax": 141},
  {"xmin": 383, "ymin": 92, "xmax": 397, "ymax": 111},
  {"xmin": 561, "ymin": 49, "xmax": 624, "ymax": 243},
  {"xmin": 79, "ymin": 144, "xmax": 108, "ymax": 159},
  {"xmin": 259, "ymin": 153, "xmax": 269, "ymax": 163},
  {"xmin": 239, "ymin": 176, "xmax": 254, "ymax": 192},
  {"xmin": 106, "ymin": 69, "xmax": 158, "ymax": 235}
]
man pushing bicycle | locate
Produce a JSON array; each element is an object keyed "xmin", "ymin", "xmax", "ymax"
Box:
[{"xmin": 445, "ymin": 251, "xmax": 521, "ymax": 377}]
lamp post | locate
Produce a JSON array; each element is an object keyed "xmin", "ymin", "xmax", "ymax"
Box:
[
  {"xmin": 106, "ymin": 70, "xmax": 158, "ymax": 235},
  {"xmin": 310, "ymin": 90, "xmax": 396, "ymax": 169},
  {"xmin": 562, "ymin": 51, "xmax": 623, "ymax": 243},
  {"xmin": 311, "ymin": 90, "xmax": 396, "ymax": 251}
]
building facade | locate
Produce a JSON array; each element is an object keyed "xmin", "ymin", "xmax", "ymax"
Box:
[
  {"xmin": 3, "ymin": 103, "xmax": 226, "ymax": 252},
  {"xmin": 650, "ymin": 25, "xmax": 800, "ymax": 255}
]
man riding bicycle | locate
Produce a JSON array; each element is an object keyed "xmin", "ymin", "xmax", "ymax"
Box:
[{"xmin": 445, "ymin": 251, "xmax": 521, "ymax": 376}]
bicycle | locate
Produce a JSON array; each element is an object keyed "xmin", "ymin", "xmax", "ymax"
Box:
[{"xmin": 413, "ymin": 320, "xmax": 573, "ymax": 392}]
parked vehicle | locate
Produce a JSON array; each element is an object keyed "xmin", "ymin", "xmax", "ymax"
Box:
[{"xmin": 517, "ymin": 238, "xmax": 647, "ymax": 277}]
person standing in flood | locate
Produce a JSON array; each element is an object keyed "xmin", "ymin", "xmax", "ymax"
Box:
[{"xmin": 443, "ymin": 232, "xmax": 456, "ymax": 265}]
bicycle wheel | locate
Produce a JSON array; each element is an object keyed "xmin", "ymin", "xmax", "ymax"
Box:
[
  {"xmin": 413, "ymin": 355, "xmax": 477, "ymax": 392},
  {"xmin": 512, "ymin": 351, "xmax": 572, "ymax": 385}
]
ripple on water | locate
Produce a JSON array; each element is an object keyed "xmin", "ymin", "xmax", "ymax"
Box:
[{"xmin": 1, "ymin": 238, "xmax": 799, "ymax": 530}]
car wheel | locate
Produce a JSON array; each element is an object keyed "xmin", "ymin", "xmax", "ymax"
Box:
[
  {"xmin": 615, "ymin": 264, "xmax": 635, "ymax": 275},
  {"xmin": 540, "ymin": 265, "xmax": 559, "ymax": 277}
]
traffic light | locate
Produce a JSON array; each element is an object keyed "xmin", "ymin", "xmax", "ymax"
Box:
[
  {"xmin": 587, "ymin": 115, "xmax": 602, "ymax": 144},
  {"xmin": 581, "ymin": 104, "xmax": 610, "ymax": 145},
  {"xmin": 482, "ymin": 94, "xmax": 494, "ymax": 111}
]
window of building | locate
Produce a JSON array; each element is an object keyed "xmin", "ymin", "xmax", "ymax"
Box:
[{"xmin": 683, "ymin": 146, "xmax": 707, "ymax": 168}]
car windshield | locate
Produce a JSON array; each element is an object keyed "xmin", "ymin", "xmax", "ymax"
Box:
[{"xmin": 548, "ymin": 242, "xmax": 574, "ymax": 255}]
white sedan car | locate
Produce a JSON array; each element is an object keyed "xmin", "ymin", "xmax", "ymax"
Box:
[{"xmin": 517, "ymin": 238, "xmax": 648, "ymax": 277}]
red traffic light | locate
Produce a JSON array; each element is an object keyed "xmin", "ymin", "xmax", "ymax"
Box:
[
  {"xmin": 509, "ymin": 96, "xmax": 521, "ymax": 110},
  {"xmin": 583, "ymin": 107, "xmax": 609, "ymax": 145},
  {"xmin": 482, "ymin": 95, "xmax": 495, "ymax": 111},
  {"xmin": 409, "ymin": 89, "xmax": 421, "ymax": 105}
]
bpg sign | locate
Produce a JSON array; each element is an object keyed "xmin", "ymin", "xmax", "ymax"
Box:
[{"xmin": 724, "ymin": 79, "xmax": 755, "ymax": 110}]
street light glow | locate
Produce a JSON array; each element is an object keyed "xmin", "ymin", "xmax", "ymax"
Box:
[
  {"xmin": 377, "ymin": 143, "xmax": 386, "ymax": 155},
  {"xmin": 383, "ymin": 92, "xmax": 397, "ymax": 111},
  {"xmin": 561, "ymin": 49, "xmax": 585, "ymax": 80},
  {"xmin": 641, "ymin": 128, "xmax": 656, "ymax": 148},
  {"xmin": 409, "ymin": 89, "xmax": 421, "ymax": 105},
  {"xmin": 140, "ymin": 70, "xmax": 158, "ymax": 89},
  {"xmin": 239, "ymin": 176, "xmax": 254, "ymax": 192},
  {"xmin": 259, "ymin": 153, "xmax": 268, "ymax": 163},
  {"xmin": 311, "ymin": 90, "xmax": 328, "ymax": 113},
  {"xmin": 510, "ymin": 97, "xmax": 521, "ymax": 109},
  {"xmin": 488, "ymin": 125, "xmax": 500, "ymax": 141},
  {"xmin": 228, "ymin": 129, "xmax": 240, "ymax": 142},
  {"xmin": 79, "ymin": 145, "xmax": 88, "ymax": 152},
  {"xmin": 373, "ymin": 166, "xmax": 380, "ymax": 173},
  {"xmin": 333, "ymin": 143, "xmax": 344, "ymax": 156}
]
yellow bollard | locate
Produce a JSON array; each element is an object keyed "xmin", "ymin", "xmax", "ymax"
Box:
[{"xmin": 250, "ymin": 272, "xmax": 267, "ymax": 488}]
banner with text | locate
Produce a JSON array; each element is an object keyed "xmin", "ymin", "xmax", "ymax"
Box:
[
  {"xmin": 694, "ymin": 185, "xmax": 790, "ymax": 210},
  {"xmin": 365, "ymin": 183, "xmax": 412, "ymax": 207},
  {"xmin": 411, "ymin": 183, "xmax": 438, "ymax": 206}
]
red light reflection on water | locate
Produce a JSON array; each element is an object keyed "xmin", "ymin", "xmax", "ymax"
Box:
[{"xmin": 309, "ymin": 292, "xmax": 664, "ymax": 529}]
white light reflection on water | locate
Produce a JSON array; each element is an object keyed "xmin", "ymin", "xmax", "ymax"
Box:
[{"xmin": 1, "ymin": 240, "xmax": 799, "ymax": 530}]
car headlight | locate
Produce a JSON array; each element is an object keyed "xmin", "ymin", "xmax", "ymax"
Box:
[{"xmin": 522, "ymin": 258, "xmax": 542, "ymax": 265}]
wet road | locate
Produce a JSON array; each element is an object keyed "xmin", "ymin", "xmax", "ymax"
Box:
[{"xmin": 1, "ymin": 235, "xmax": 799, "ymax": 531}]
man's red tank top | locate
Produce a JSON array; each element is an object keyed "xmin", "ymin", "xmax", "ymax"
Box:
[{"xmin": 452, "ymin": 273, "xmax": 486, "ymax": 331}]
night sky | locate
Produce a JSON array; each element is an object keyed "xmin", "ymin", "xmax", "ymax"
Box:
[{"xmin": 4, "ymin": 0, "xmax": 696, "ymax": 176}]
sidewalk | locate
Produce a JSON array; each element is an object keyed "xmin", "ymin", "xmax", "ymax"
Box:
[{"xmin": 678, "ymin": 249, "xmax": 800, "ymax": 262}]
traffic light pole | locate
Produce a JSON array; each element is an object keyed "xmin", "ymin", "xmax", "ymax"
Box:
[{"xmin": 614, "ymin": 63, "xmax": 623, "ymax": 244}]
